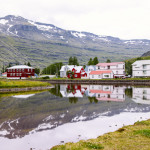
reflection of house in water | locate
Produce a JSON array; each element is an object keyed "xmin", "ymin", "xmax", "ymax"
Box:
[
  {"xmin": 60, "ymin": 84, "xmax": 126, "ymax": 101},
  {"xmin": 60, "ymin": 84, "xmax": 87, "ymax": 97},
  {"xmin": 132, "ymin": 87, "xmax": 150, "ymax": 104},
  {"xmin": 85, "ymin": 85, "xmax": 125, "ymax": 102}
]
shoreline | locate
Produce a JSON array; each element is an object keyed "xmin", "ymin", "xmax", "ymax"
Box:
[{"xmin": 40, "ymin": 79, "xmax": 150, "ymax": 85}]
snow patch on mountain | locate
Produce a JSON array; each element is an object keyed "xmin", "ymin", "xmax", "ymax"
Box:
[
  {"xmin": 0, "ymin": 19, "xmax": 8, "ymax": 25},
  {"xmin": 28, "ymin": 21, "xmax": 53, "ymax": 31},
  {"xmin": 71, "ymin": 32, "xmax": 86, "ymax": 38}
]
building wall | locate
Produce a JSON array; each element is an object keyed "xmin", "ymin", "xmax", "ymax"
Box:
[
  {"xmin": 132, "ymin": 64, "xmax": 150, "ymax": 77},
  {"xmin": 7, "ymin": 68, "xmax": 34, "ymax": 78},
  {"xmin": 96, "ymin": 63, "xmax": 125, "ymax": 77},
  {"xmin": 89, "ymin": 73, "xmax": 113, "ymax": 79}
]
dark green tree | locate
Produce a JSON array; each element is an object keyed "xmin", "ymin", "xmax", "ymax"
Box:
[
  {"xmin": 34, "ymin": 68, "xmax": 40, "ymax": 74},
  {"xmin": 68, "ymin": 57, "xmax": 73, "ymax": 65},
  {"xmin": 27, "ymin": 62, "xmax": 31, "ymax": 66},
  {"xmin": 42, "ymin": 62, "xmax": 63, "ymax": 75},
  {"xmin": 93, "ymin": 57, "xmax": 99, "ymax": 65},
  {"xmin": 88, "ymin": 58, "xmax": 93, "ymax": 65},
  {"xmin": 106, "ymin": 59, "xmax": 111, "ymax": 63}
]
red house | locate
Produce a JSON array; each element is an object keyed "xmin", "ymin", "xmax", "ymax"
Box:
[
  {"xmin": 7, "ymin": 65, "xmax": 35, "ymax": 79},
  {"xmin": 67, "ymin": 66, "xmax": 87, "ymax": 78}
]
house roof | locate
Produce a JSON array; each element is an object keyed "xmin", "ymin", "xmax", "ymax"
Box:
[
  {"xmin": 2, "ymin": 72, "xmax": 7, "ymax": 75},
  {"xmin": 96, "ymin": 62, "xmax": 124, "ymax": 66},
  {"xmin": 132, "ymin": 60, "xmax": 150, "ymax": 66},
  {"xmin": 60, "ymin": 65, "xmax": 84, "ymax": 73},
  {"xmin": 60, "ymin": 65, "xmax": 76, "ymax": 71},
  {"xmin": 7, "ymin": 65, "xmax": 34, "ymax": 69},
  {"xmin": 90, "ymin": 90, "xmax": 112, "ymax": 94},
  {"xmin": 89, "ymin": 70, "xmax": 112, "ymax": 75}
]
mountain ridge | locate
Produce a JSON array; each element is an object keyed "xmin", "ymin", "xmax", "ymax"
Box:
[{"xmin": 0, "ymin": 15, "xmax": 150, "ymax": 69}]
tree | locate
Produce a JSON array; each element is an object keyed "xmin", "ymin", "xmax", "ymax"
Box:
[
  {"xmin": 66, "ymin": 70, "xmax": 74, "ymax": 79},
  {"xmin": 68, "ymin": 57, "xmax": 73, "ymax": 65},
  {"xmin": 93, "ymin": 57, "xmax": 99, "ymax": 65},
  {"xmin": 68, "ymin": 56, "xmax": 79, "ymax": 66},
  {"xmin": 42, "ymin": 62, "xmax": 63, "ymax": 75},
  {"xmin": 106, "ymin": 59, "xmax": 111, "ymax": 63},
  {"xmin": 34, "ymin": 68, "xmax": 40, "ymax": 74},
  {"xmin": 27, "ymin": 62, "xmax": 31, "ymax": 66},
  {"xmin": 88, "ymin": 58, "xmax": 93, "ymax": 65},
  {"xmin": 73, "ymin": 56, "xmax": 79, "ymax": 66}
]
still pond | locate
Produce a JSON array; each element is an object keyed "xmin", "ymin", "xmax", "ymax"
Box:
[{"xmin": 0, "ymin": 84, "xmax": 150, "ymax": 150}]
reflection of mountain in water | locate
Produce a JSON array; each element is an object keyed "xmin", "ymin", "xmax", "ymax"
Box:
[{"xmin": 0, "ymin": 84, "xmax": 150, "ymax": 139}]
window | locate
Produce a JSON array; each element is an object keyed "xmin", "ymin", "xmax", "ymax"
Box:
[
  {"xmin": 13, "ymin": 73, "xmax": 15, "ymax": 76},
  {"xmin": 92, "ymin": 75, "xmax": 94, "ymax": 78},
  {"xmin": 98, "ymin": 94, "xmax": 100, "ymax": 98},
  {"xmin": 143, "ymin": 65, "xmax": 147, "ymax": 69},
  {"xmin": 143, "ymin": 70, "xmax": 146, "ymax": 74},
  {"xmin": 98, "ymin": 75, "xmax": 101, "ymax": 78},
  {"xmin": 98, "ymin": 66, "xmax": 100, "ymax": 69},
  {"xmin": 104, "ymin": 75, "xmax": 109, "ymax": 78},
  {"xmin": 75, "ymin": 74, "xmax": 77, "ymax": 77},
  {"xmin": 108, "ymin": 66, "xmax": 110, "ymax": 69}
]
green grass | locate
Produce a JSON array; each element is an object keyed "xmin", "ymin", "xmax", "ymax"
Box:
[
  {"xmin": 51, "ymin": 119, "xmax": 150, "ymax": 150},
  {"xmin": 0, "ymin": 79, "xmax": 51, "ymax": 88},
  {"xmin": 134, "ymin": 130, "xmax": 150, "ymax": 138}
]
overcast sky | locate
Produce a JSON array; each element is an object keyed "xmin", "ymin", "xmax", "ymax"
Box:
[{"xmin": 0, "ymin": 0, "xmax": 150, "ymax": 39}]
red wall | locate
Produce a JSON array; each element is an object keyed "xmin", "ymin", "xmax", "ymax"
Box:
[
  {"xmin": 67, "ymin": 67, "xmax": 87, "ymax": 79},
  {"xmin": 7, "ymin": 68, "xmax": 35, "ymax": 78}
]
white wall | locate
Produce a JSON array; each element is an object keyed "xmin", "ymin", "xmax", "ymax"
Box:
[{"xmin": 89, "ymin": 73, "xmax": 113, "ymax": 79}]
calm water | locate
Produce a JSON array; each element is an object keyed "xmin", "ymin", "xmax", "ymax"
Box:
[{"xmin": 0, "ymin": 84, "xmax": 150, "ymax": 150}]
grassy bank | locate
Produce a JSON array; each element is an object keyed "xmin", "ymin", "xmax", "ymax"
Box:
[
  {"xmin": 0, "ymin": 79, "xmax": 51, "ymax": 88},
  {"xmin": 51, "ymin": 119, "xmax": 150, "ymax": 150}
]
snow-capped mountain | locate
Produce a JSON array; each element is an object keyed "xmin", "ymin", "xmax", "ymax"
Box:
[{"xmin": 0, "ymin": 15, "xmax": 150, "ymax": 68}]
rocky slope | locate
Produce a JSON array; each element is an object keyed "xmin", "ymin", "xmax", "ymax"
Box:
[{"xmin": 0, "ymin": 15, "xmax": 150, "ymax": 69}]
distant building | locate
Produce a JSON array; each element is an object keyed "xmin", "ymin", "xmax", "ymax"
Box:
[
  {"xmin": 96, "ymin": 62, "xmax": 125, "ymax": 78},
  {"xmin": 132, "ymin": 60, "xmax": 150, "ymax": 77},
  {"xmin": 89, "ymin": 70, "xmax": 113, "ymax": 79},
  {"xmin": 2, "ymin": 72, "xmax": 7, "ymax": 77},
  {"xmin": 7, "ymin": 65, "xmax": 35, "ymax": 79},
  {"xmin": 84, "ymin": 65, "xmax": 96, "ymax": 78},
  {"xmin": 60, "ymin": 65, "xmax": 87, "ymax": 79}
]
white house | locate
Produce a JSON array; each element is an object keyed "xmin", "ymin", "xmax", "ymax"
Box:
[
  {"xmin": 96, "ymin": 62, "xmax": 125, "ymax": 78},
  {"xmin": 60, "ymin": 65, "xmax": 75, "ymax": 77},
  {"xmin": 89, "ymin": 70, "xmax": 113, "ymax": 79},
  {"xmin": 132, "ymin": 60, "xmax": 150, "ymax": 77},
  {"xmin": 84, "ymin": 65, "xmax": 96, "ymax": 78}
]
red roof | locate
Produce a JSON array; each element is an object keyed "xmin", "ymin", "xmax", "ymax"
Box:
[
  {"xmin": 96, "ymin": 62, "xmax": 124, "ymax": 66},
  {"xmin": 90, "ymin": 70, "xmax": 112, "ymax": 75},
  {"xmin": 90, "ymin": 90, "xmax": 111, "ymax": 94}
]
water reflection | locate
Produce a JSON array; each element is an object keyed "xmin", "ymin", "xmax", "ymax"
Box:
[
  {"xmin": 0, "ymin": 84, "xmax": 150, "ymax": 150},
  {"xmin": 51, "ymin": 84, "xmax": 128, "ymax": 102}
]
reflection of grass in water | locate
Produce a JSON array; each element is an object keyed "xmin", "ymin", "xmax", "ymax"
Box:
[
  {"xmin": 0, "ymin": 90, "xmax": 47, "ymax": 98},
  {"xmin": 0, "ymin": 79, "xmax": 50, "ymax": 88}
]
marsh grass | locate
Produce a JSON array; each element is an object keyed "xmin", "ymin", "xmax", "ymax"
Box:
[{"xmin": 0, "ymin": 79, "xmax": 50, "ymax": 88}]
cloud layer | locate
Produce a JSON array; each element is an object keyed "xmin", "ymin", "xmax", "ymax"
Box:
[{"xmin": 0, "ymin": 0, "xmax": 150, "ymax": 39}]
